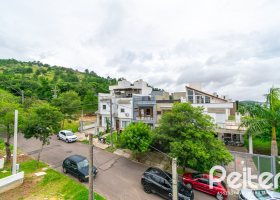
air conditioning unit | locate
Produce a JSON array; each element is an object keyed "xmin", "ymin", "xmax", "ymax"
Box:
[{"xmin": 125, "ymin": 113, "xmax": 129, "ymax": 117}]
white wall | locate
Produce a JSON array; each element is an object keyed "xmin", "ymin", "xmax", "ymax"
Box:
[
  {"xmin": 0, "ymin": 158, "xmax": 4, "ymax": 169},
  {"xmin": 118, "ymin": 104, "xmax": 133, "ymax": 119},
  {"xmin": 0, "ymin": 172, "xmax": 24, "ymax": 194}
]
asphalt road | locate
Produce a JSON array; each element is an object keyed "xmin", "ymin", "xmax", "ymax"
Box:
[{"xmin": 16, "ymin": 134, "xmax": 216, "ymax": 200}]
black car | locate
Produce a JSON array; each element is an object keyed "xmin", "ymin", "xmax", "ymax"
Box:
[
  {"xmin": 62, "ymin": 155, "xmax": 98, "ymax": 182},
  {"xmin": 141, "ymin": 167, "xmax": 194, "ymax": 200}
]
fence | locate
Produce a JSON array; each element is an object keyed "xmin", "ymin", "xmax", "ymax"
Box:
[{"xmin": 228, "ymin": 151, "xmax": 276, "ymax": 185}]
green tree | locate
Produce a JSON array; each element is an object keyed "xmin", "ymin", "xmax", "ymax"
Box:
[
  {"xmin": 22, "ymin": 103, "xmax": 63, "ymax": 166},
  {"xmin": 0, "ymin": 89, "xmax": 21, "ymax": 161},
  {"xmin": 52, "ymin": 91, "xmax": 81, "ymax": 128},
  {"xmin": 119, "ymin": 122, "xmax": 152, "ymax": 153},
  {"xmin": 240, "ymin": 88, "xmax": 280, "ymax": 156},
  {"xmin": 154, "ymin": 102, "xmax": 232, "ymax": 172},
  {"xmin": 82, "ymin": 90, "xmax": 98, "ymax": 114}
]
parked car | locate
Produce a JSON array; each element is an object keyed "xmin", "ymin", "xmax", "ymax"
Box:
[
  {"xmin": 62, "ymin": 155, "xmax": 98, "ymax": 182},
  {"xmin": 141, "ymin": 167, "xmax": 194, "ymax": 200},
  {"xmin": 182, "ymin": 173, "xmax": 227, "ymax": 200},
  {"xmin": 57, "ymin": 130, "xmax": 77, "ymax": 143},
  {"xmin": 239, "ymin": 189, "xmax": 280, "ymax": 200}
]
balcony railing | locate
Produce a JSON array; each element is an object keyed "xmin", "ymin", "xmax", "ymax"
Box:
[{"xmin": 136, "ymin": 116, "xmax": 154, "ymax": 121}]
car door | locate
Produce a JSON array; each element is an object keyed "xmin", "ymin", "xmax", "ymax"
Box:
[
  {"xmin": 196, "ymin": 178, "xmax": 210, "ymax": 194},
  {"xmin": 68, "ymin": 161, "xmax": 79, "ymax": 177},
  {"xmin": 150, "ymin": 174, "xmax": 166, "ymax": 197},
  {"xmin": 161, "ymin": 179, "xmax": 172, "ymax": 199},
  {"xmin": 59, "ymin": 131, "xmax": 65, "ymax": 140}
]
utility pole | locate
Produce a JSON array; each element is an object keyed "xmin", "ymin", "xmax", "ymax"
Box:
[
  {"xmin": 172, "ymin": 158, "xmax": 178, "ymax": 200},
  {"xmin": 88, "ymin": 133, "xmax": 94, "ymax": 200},
  {"xmin": 12, "ymin": 110, "xmax": 18, "ymax": 175},
  {"xmin": 110, "ymin": 98, "xmax": 113, "ymax": 147},
  {"xmin": 21, "ymin": 90, "xmax": 24, "ymax": 104}
]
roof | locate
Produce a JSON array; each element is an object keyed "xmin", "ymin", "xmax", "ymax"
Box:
[
  {"xmin": 186, "ymin": 86, "xmax": 228, "ymax": 102},
  {"xmin": 67, "ymin": 155, "xmax": 86, "ymax": 163}
]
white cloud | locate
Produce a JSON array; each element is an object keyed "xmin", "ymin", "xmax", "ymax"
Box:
[{"xmin": 0, "ymin": 0, "xmax": 280, "ymax": 101}]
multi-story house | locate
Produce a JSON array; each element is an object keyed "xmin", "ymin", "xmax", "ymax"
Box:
[
  {"xmin": 97, "ymin": 81, "xmax": 244, "ymax": 145},
  {"xmin": 96, "ymin": 79, "xmax": 153, "ymax": 132},
  {"xmin": 182, "ymin": 83, "xmax": 245, "ymax": 144}
]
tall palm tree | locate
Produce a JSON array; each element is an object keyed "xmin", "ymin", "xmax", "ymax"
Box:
[{"xmin": 240, "ymin": 87, "xmax": 280, "ymax": 156}]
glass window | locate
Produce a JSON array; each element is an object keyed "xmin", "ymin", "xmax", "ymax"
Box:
[
  {"xmin": 103, "ymin": 105, "xmax": 106, "ymax": 110},
  {"xmin": 157, "ymin": 111, "xmax": 161, "ymax": 115},
  {"xmin": 187, "ymin": 89, "xmax": 193, "ymax": 95},
  {"xmin": 65, "ymin": 131, "xmax": 74, "ymax": 136},
  {"xmin": 188, "ymin": 95, "xmax": 194, "ymax": 103},
  {"xmin": 205, "ymin": 96, "xmax": 210, "ymax": 103},
  {"xmin": 198, "ymin": 178, "xmax": 209, "ymax": 185},
  {"xmin": 77, "ymin": 159, "xmax": 89, "ymax": 169},
  {"xmin": 121, "ymin": 108, "xmax": 125, "ymax": 113},
  {"xmin": 121, "ymin": 121, "xmax": 130, "ymax": 128}
]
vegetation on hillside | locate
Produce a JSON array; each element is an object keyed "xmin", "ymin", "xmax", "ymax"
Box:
[{"xmin": 0, "ymin": 59, "xmax": 117, "ymax": 115}]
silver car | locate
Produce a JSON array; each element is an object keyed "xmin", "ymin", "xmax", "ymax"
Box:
[{"xmin": 239, "ymin": 189, "xmax": 280, "ymax": 200}]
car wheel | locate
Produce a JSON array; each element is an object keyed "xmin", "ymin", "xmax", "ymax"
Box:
[
  {"xmin": 78, "ymin": 177, "xmax": 84, "ymax": 182},
  {"xmin": 185, "ymin": 183, "xmax": 192, "ymax": 190},
  {"xmin": 143, "ymin": 182, "xmax": 152, "ymax": 194},
  {"xmin": 62, "ymin": 167, "xmax": 67, "ymax": 174},
  {"xmin": 216, "ymin": 192, "xmax": 224, "ymax": 200},
  {"xmin": 66, "ymin": 139, "xmax": 69, "ymax": 143}
]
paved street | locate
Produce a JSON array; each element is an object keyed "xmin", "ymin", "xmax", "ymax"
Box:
[{"xmin": 16, "ymin": 134, "xmax": 216, "ymax": 200}]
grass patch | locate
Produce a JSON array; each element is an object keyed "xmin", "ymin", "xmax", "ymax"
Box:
[
  {"xmin": 64, "ymin": 120, "xmax": 79, "ymax": 133},
  {"xmin": 105, "ymin": 146, "xmax": 117, "ymax": 153},
  {"xmin": 33, "ymin": 169, "xmax": 105, "ymax": 200},
  {"xmin": 244, "ymin": 138, "xmax": 280, "ymax": 155},
  {"xmin": 0, "ymin": 159, "xmax": 47, "ymax": 179},
  {"xmin": 80, "ymin": 139, "xmax": 89, "ymax": 145}
]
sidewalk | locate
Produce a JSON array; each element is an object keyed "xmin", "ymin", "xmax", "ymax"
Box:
[{"xmin": 75, "ymin": 131, "xmax": 109, "ymax": 150}]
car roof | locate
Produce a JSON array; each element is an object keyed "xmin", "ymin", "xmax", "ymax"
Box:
[
  {"xmin": 67, "ymin": 155, "xmax": 87, "ymax": 163},
  {"xmin": 145, "ymin": 167, "xmax": 172, "ymax": 179},
  {"xmin": 61, "ymin": 130, "xmax": 73, "ymax": 133}
]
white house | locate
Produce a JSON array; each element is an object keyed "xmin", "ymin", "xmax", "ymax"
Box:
[{"xmin": 96, "ymin": 79, "xmax": 153, "ymax": 132}]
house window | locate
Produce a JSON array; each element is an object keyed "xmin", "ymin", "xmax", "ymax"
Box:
[
  {"xmin": 188, "ymin": 95, "xmax": 194, "ymax": 103},
  {"xmin": 121, "ymin": 120, "xmax": 130, "ymax": 128},
  {"xmin": 157, "ymin": 111, "xmax": 161, "ymax": 115},
  {"xmin": 103, "ymin": 105, "xmax": 106, "ymax": 110},
  {"xmin": 205, "ymin": 96, "xmax": 210, "ymax": 103},
  {"xmin": 121, "ymin": 108, "xmax": 125, "ymax": 113}
]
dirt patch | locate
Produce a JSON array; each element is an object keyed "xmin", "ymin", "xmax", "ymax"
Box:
[{"xmin": 0, "ymin": 176, "xmax": 43, "ymax": 200}]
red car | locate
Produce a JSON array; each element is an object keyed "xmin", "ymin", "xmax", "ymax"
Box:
[{"xmin": 182, "ymin": 173, "xmax": 227, "ymax": 200}]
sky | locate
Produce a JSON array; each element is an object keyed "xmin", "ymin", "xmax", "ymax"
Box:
[{"xmin": 0, "ymin": 0, "xmax": 280, "ymax": 101}]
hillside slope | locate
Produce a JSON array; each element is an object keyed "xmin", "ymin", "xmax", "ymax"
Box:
[{"xmin": 0, "ymin": 59, "xmax": 117, "ymax": 113}]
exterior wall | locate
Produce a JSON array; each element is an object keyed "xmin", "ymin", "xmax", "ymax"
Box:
[
  {"xmin": 0, "ymin": 172, "xmax": 24, "ymax": 194},
  {"xmin": 155, "ymin": 102, "xmax": 173, "ymax": 124},
  {"xmin": 172, "ymin": 92, "xmax": 186, "ymax": 100}
]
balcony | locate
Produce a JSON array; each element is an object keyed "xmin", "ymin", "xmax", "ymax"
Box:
[{"xmin": 136, "ymin": 116, "xmax": 154, "ymax": 121}]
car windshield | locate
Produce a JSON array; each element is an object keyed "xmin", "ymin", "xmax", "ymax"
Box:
[
  {"xmin": 65, "ymin": 131, "xmax": 74, "ymax": 136},
  {"xmin": 77, "ymin": 159, "xmax": 89, "ymax": 169},
  {"xmin": 253, "ymin": 190, "xmax": 271, "ymax": 200}
]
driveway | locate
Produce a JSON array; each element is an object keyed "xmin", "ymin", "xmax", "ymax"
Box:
[{"xmin": 16, "ymin": 134, "xmax": 217, "ymax": 200}]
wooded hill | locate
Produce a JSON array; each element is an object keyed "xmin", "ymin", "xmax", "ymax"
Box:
[{"xmin": 0, "ymin": 59, "xmax": 117, "ymax": 113}]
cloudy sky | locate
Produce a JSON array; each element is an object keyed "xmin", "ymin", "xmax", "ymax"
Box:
[{"xmin": 1, "ymin": 0, "xmax": 280, "ymax": 101}]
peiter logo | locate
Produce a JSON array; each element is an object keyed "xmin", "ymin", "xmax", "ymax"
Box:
[{"xmin": 209, "ymin": 166, "xmax": 280, "ymax": 190}]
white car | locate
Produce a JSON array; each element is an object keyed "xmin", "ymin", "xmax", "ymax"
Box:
[
  {"xmin": 57, "ymin": 130, "xmax": 78, "ymax": 143},
  {"xmin": 239, "ymin": 189, "xmax": 280, "ymax": 200}
]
